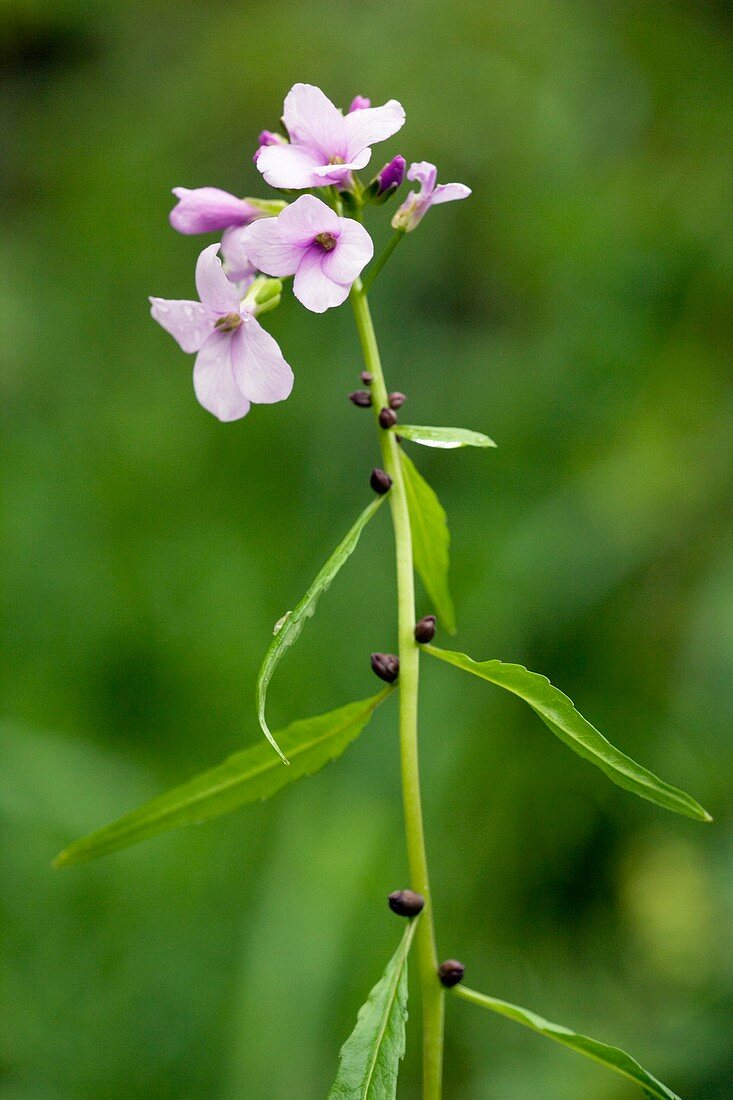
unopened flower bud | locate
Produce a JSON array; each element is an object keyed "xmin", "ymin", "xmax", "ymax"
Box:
[
  {"xmin": 414, "ymin": 615, "xmax": 436, "ymax": 643},
  {"xmin": 253, "ymin": 131, "xmax": 287, "ymax": 164},
  {"xmin": 349, "ymin": 390, "xmax": 372, "ymax": 408},
  {"xmin": 244, "ymin": 276, "xmax": 283, "ymax": 317},
  {"xmin": 438, "ymin": 960, "xmax": 465, "ymax": 988},
  {"xmin": 169, "ymin": 188, "xmax": 261, "ymax": 235},
  {"xmin": 370, "ymin": 468, "xmax": 392, "ymax": 495},
  {"xmin": 378, "ymin": 156, "xmax": 406, "ymax": 193},
  {"xmin": 360, "ymin": 371, "xmax": 373, "ymax": 385},
  {"xmin": 370, "ymin": 652, "xmax": 400, "ymax": 683},
  {"xmin": 258, "ymin": 130, "xmax": 285, "ymax": 147},
  {"xmin": 366, "ymin": 156, "xmax": 407, "ymax": 205},
  {"xmin": 349, "ymin": 95, "xmax": 371, "ymax": 112},
  {"xmin": 388, "ymin": 391, "xmax": 406, "ymax": 409},
  {"xmin": 388, "ymin": 890, "xmax": 425, "ymax": 917},
  {"xmin": 379, "ymin": 407, "xmax": 398, "ymax": 428}
]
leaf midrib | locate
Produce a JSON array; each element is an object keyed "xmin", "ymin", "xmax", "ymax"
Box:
[
  {"xmin": 362, "ymin": 924, "xmax": 414, "ymax": 1097},
  {"xmin": 60, "ymin": 693, "xmax": 388, "ymax": 858}
]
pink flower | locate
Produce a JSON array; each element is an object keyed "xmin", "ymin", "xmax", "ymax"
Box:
[
  {"xmin": 348, "ymin": 95, "xmax": 371, "ymax": 112},
  {"xmin": 220, "ymin": 226, "xmax": 258, "ymax": 286},
  {"xmin": 256, "ymin": 83, "xmax": 405, "ymax": 191},
  {"xmin": 253, "ymin": 130, "xmax": 286, "ymax": 164},
  {"xmin": 391, "ymin": 161, "xmax": 471, "ymax": 232},
  {"xmin": 169, "ymin": 187, "xmax": 262, "ymax": 235},
  {"xmin": 150, "ymin": 244, "xmax": 293, "ymax": 422},
  {"xmin": 242, "ymin": 195, "xmax": 374, "ymax": 313}
]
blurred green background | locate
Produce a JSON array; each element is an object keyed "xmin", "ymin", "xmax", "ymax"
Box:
[{"xmin": 2, "ymin": 0, "xmax": 732, "ymax": 1096}]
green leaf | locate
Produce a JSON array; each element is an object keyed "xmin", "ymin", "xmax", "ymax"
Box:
[
  {"xmin": 399, "ymin": 450, "xmax": 456, "ymax": 634},
  {"xmin": 453, "ymin": 985, "xmax": 683, "ymax": 1100},
  {"xmin": 257, "ymin": 496, "xmax": 385, "ymax": 761},
  {"xmin": 328, "ymin": 921, "xmax": 417, "ymax": 1099},
  {"xmin": 394, "ymin": 425, "xmax": 496, "ymax": 449},
  {"xmin": 424, "ymin": 647, "xmax": 711, "ymax": 822},
  {"xmin": 54, "ymin": 691, "xmax": 391, "ymax": 867}
]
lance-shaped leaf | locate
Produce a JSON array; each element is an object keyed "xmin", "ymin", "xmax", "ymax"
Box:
[
  {"xmin": 393, "ymin": 425, "xmax": 496, "ymax": 450},
  {"xmin": 257, "ymin": 496, "xmax": 386, "ymax": 761},
  {"xmin": 54, "ymin": 690, "xmax": 391, "ymax": 867},
  {"xmin": 453, "ymin": 985, "xmax": 682, "ymax": 1100},
  {"xmin": 399, "ymin": 450, "xmax": 456, "ymax": 634},
  {"xmin": 424, "ymin": 647, "xmax": 711, "ymax": 822},
  {"xmin": 328, "ymin": 920, "xmax": 418, "ymax": 1099}
]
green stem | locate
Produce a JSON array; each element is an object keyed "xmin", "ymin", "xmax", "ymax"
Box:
[
  {"xmin": 350, "ymin": 279, "xmax": 445, "ymax": 1099},
  {"xmin": 361, "ymin": 230, "xmax": 406, "ymax": 294}
]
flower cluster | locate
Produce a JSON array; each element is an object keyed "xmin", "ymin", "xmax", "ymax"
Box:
[{"xmin": 151, "ymin": 83, "xmax": 470, "ymax": 421}]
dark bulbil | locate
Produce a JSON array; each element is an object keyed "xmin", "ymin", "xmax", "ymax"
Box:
[
  {"xmin": 379, "ymin": 406, "xmax": 398, "ymax": 428},
  {"xmin": 360, "ymin": 371, "xmax": 373, "ymax": 385},
  {"xmin": 370, "ymin": 652, "xmax": 400, "ymax": 683},
  {"xmin": 370, "ymin": 468, "xmax": 392, "ymax": 494},
  {"xmin": 349, "ymin": 390, "xmax": 372, "ymax": 407},
  {"xmin": 414, "ymin": 614, "xmax": 436, "ymax": 643},
  {"xmin": 438, "ymin": 960, "xmax": 465, "ymax": 988},
  {"xmin": 388, "ymin": 889, "xmax": 425, "ymax": 917},
  {"xmin": 388, "ymin": 391, "xmax": 406, "ymax": 409}
]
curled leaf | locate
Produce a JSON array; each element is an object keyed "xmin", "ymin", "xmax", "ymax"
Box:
[{"xmin": 257, "ymin": 496, "xmax": 386, "ymax": 760}]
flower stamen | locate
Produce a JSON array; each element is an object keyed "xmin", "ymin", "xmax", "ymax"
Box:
[
  {"xmin": 214, "ymin": 311, "xmax": 243, "ymax": 332},
  {"xmin": 315, "ymin": 232, "xmax": 337, "ymax": 252}
]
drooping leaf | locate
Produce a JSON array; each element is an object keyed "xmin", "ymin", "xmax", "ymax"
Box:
[
  {"xmin": 399, "ymin": 450, "xmax": 456, "ymax": 634},
  {"xmin": 424, "ymin": 647, "xmax": 711, "ymax": 822},
  {"xmin": 328, "ymin": 920, "xmax": 418, "ymax": 1100},
  {"xmin": 54, "ymin": 690, "xmax": 392, "ymax": 867},
  {"xmin": 394, "ymin": 425, "xmax": 496, "ymax": 449},
  {"xmin": 453, "ymin": 985, "xmax": 683, "ymax": 1100},
  {"xmin": 257, "ymin": 496, "xmax": 385, "ymax": 760}
]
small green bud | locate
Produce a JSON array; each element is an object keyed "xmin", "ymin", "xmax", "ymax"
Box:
[
  {"xmin": 244, "ymin": 276, "xmax": 283, "ymax": 318},
  {"xmin": 242, "ymin": 197, "xmax": 288, "ymax": 216}
]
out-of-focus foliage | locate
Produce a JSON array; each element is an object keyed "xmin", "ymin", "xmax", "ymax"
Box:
[{"xmin": 1, "ymin": 1, "xmax": 732, "ymax": 1097}]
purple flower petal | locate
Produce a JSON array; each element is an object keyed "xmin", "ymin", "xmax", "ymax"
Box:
[
  {"xmin": 231, "ymin": 318, "xmax": 294, "ymax": 404},
  {"xmin": 220, "ymin": 226, "xmax": 257, "ymax": 285},
  {"xmin": 343, "ymin": 100, "xmax": 405, "ymax": 160},
  {"xmin": 430, "ymin": 182, "xmax": 472, "ymax": 205},
  {"xmin": 277, "ymin": 195, "xmax": 340, "ymax": 244},
  {"xmin": 282, "ymin": 82, "xmax": 346, "ymax": 158},
  {"xmin": 377, "ymin": 155, "xmax": 406, "ymax": 194},
  {"xmin": 309, "ymin": 149, "xmax": 372, "ymax": 183},
  {"xmin": 407, "ymin": 161, "xmax": 438, "ymax": 191},
  {"xmin": 348, "ymin": 95, "xmax": 371, "ymax": 112},
  {"xmin": 256, "ymin": 142, "xmax": 324, "ymax": 190},
  {"xmin": 293, "ymin": 249, "xmax": 350, "ymax": 313},
  {"xmin": 193, "ymin": 330, "xmax": 250, "ymax": 421},
  {"xmin": 195, "ymin": 244, "xmax": 240, "ymax": 314},
  {"xmin": 170, "ymin": 187, "xmax": 258, "ymax": 234},
  {"xmin": 241, "ymin": 218, "xmax": 303, "ymax": 277},
  {"xmin": 321, "ymin": 219, "xmax": 374, "ymax": 283},
  {"xmin": 149, "ymin": 298, "xmax": 213, "ymax": 353}
]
